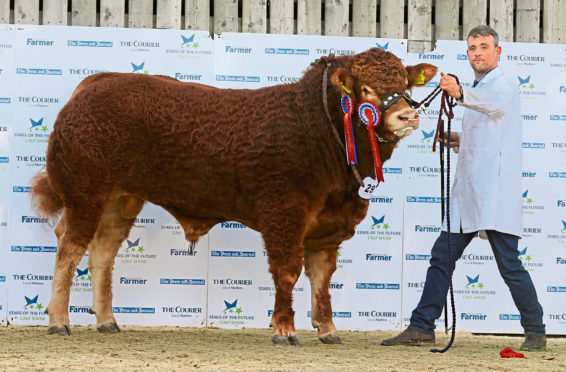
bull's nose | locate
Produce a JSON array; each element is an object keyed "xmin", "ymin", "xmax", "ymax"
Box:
[{"xmin": 397, "ymin": 109, "xmax": 419, "ymax": 129}]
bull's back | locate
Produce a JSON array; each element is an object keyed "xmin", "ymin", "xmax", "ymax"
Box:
[{"xmin": 49, "ymin": 73, "xmax": 309, "ymax": 220}]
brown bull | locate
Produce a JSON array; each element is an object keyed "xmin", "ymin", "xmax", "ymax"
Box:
[{"xmin": 31, "ymin": 48, "xmax": 436, "ymax": 345}]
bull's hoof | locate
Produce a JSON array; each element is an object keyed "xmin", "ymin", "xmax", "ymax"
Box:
[
  {"xmin": 272, "ymin": 334, "xmax": 301, "ymax": 346},
  {"xmin": 311, "ymin": 322, "xmax": 319, "ymax": 330},
  {"xmin": 97, "ymin": 322, "xmax": 121, "ymax": 334},
  {"xmin": 88, "ymin": 307, "xmax": 96, "ymax": 315},
  {"xmin": 272, "ymin": 334, "xmax": 290, "ymax": 345},
  {"xmin": 319, "ymin": 333, "xmax": 342, "ymax": 344},
  {"xmin": 47, "ymin": 324, "xmax": 72, "ymax": 336},
  {"xmin": 289, "ymin": 335, "xmax": 301, "ymax": 346}
]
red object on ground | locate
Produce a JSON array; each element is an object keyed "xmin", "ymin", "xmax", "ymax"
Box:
[{"xmin": 500, "ymin": 347, "xmax": 527, "ymax": 359}]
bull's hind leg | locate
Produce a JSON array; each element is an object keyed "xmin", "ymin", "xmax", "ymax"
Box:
[
  {"xmin": 260, "ymin": 205, "xmax": 308, "ymax": 346},
  {"xmin": 88, "ymin": 195, "xmax": 143, "ymax": 333},
  {"xmin": 304, "ymin": 247, "xmax": 341, "ymax": 344},
  {"xmin": 47, "ymin": 203, "xmax": 105, "ymax": 335}
]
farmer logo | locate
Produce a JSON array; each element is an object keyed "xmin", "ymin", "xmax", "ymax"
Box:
[
  {"xmin": 117, "ymin": 237, "xmax": 157, "ymax": 263},
  {"xmin": 522, "ymin": 190, "xmax": 544, "ymax": 215},
  {"xmin": 370, "ymin": 195, "xmax": 394, "ymax": 204},
  {"xmin": 376, "ymin": 42, "xmax": 390, "ymax": 51},
  {"xmin": 131, "ymin": 62, "xmax": 149, "ymax": 74},
  {"xmin": 26, "ymin": 38, "xmax": 54, "ymax": 46},
  {"xmin": 461, "ymin": 312, "xmax": 487, "ymax": 321}
]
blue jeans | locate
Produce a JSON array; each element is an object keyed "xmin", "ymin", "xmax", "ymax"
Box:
[{"xmin": 409, "ymin": 230, "xmax": 545, "ymax": 336}]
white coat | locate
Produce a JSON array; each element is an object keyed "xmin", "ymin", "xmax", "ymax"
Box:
[{"xmin": 442, "ymin": 67, "xmax": 523, "ymax": 237}]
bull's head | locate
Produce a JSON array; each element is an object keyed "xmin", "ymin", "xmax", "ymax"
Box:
[{"xmin": 330, "ymin": 48, "xmax": 437, "ymax": 142}]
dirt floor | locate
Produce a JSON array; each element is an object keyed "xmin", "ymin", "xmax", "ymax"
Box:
[{"xmin": 0, "ymin": 325, "xmax": 564, "ymax": 372}]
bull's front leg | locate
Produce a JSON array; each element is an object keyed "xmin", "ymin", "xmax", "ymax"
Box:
[{"xmin": 304, "ymin": 248, "xmax": 342, "ymax": 344}]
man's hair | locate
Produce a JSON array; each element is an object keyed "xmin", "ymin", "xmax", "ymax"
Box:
[{"xmin": 467, "ymin": 25, "xmax": 499, "ymax": 47}]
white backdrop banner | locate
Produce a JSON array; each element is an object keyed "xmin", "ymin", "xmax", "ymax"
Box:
[{"xmin": 0, "ymin": 25, "xmax": 564, "ymax": 335}]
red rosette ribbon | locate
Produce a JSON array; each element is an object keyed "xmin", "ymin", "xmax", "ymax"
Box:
[
  {"xmin": 340, "ymin": 95, "xmax": 358, "ymax": 166},
  {"xmin": 357, "ymin": 100, "xmax": 384, "ymax": 183}
]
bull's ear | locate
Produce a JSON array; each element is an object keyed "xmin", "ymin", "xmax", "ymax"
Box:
[
  {"xmin": 406, "ymin": 63, "xmax": 438, "ymax": 88},
  {"xmin": 330, "ymin": 68, "xmax": 355, "ymax": 97}
]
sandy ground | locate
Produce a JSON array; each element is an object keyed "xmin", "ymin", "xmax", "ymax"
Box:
[{"xmin": 0, "ymin": 325, "xmax": 564, "ymax": 372}]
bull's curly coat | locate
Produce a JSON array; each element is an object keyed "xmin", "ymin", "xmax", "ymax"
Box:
[{"xmin": 31, "ymin": 48, "xmax": 436, "ymax": 345}]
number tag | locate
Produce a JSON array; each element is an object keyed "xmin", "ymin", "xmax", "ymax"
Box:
[{"xmin": 358, "ymin": 177, "xmax": 379, "ymax": 199}]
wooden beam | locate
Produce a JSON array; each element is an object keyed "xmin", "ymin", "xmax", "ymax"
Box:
[
  {"xmin": 408, "ymin": 0, "xmax": 432, "ymax": 53},
  {"xmin": 297, "ymin": 0, "xmax": 321, "ymax": 35},
  {"xmin": 185, "ymin": 0, "xmax": 210, "ymax": 31},
  {"xmin": 462, "ymin": 0, "xmax": 486, "ymax": 38},
  {"xmin": 100, "ymin": 0, "xmax": 125, "ymax": 27},
  {"xmin": 72, "ymin": 0, "xmax": 97, "ymax": 26},
  {"xmin": 14, "ymin": 0, "xmax": 40, "ymax": 24},
  {"xmin": 380, "ymin": 0, "xmax": 404, "ymax": 39},
  {"xmin": 43, "ymin": 0, "xmax": 68, "ymax": 25},
  {"xmin": 157, "ymin": 0, "xmax": 182, "ymax": 29},
  {"xmin": 516, "ymin": 0, "xmax": 540, "ymax": 43},
  {"xmin": 214, "ymin": 0, "xmax": 239, "ymax": 34},
  {"xmin": 269, "ymin": 0, "xmax": 294, "ymax": 34},
  {"xmin": 434, "ymin": 0, "xmax": 459, "ymax": 41},
  {"xmin": 242, "ymin": 0, "xmax": 267, "ymax": 33},
  {"xmin": 542, "ymin": 0, "xmax": 565, "ymax": 43},
  {"xmin": 489, "ymin": 0, "xmax": 513, "ymax": 42}
]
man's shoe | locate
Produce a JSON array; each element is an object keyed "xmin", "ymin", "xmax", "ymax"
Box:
[
  {"xmin": 519, "ymin": 334, "xmax": 546, "ymax": 351},
  {"xmin": 381, "ymin": 327, "xmax": 435, "ymax": 346}
]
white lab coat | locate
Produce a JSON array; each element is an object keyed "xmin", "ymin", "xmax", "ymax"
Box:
[{"xmin": 442, "ymin": 67, "xmax": 523, "ymax": 237}]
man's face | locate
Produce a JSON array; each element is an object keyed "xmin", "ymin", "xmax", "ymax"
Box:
[{"xmin": 466, "ymin": 35, "xmax": 501, "ymax": 75}]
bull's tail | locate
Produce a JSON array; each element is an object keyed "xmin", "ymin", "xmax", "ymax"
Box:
[{"xmin": 30, "ymin": 171, "xmax": 63, "ymax": 219}]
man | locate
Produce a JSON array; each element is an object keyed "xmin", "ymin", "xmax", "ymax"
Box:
[{"xmin": 382, "ymin": 25, "xmax": 546, "ymax": 351}]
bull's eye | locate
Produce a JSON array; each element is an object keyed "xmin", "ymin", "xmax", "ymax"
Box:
[{"xmin": 363, "ymin": 87, "xmax": 369, "ymax": 93}]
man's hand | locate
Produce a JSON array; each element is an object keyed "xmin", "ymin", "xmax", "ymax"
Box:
[
  {"xmin": 439, "ymin": 72, "xmax": 462, "ymax": 99},
  {"xmin": 437, "ymin": 131, "xmax": 460, "ymax": 148}
]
